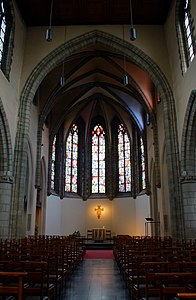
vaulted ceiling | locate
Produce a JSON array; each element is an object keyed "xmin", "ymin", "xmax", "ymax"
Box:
[{"xmin": 15, "ymin": 0, "xmax": 172, "ymax": 135}]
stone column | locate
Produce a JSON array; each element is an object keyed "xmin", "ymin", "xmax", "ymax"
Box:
[
  {"xmin": 181, "ymin": 178, "xmax": 196, "ymax": 239},
  {"xmin": 0, "ymin": 173, "xmax": 13, "ymax": 239}
]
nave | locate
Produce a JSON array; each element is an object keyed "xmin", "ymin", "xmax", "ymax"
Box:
[
  {"xmin": 2, "ymin": 235, "xmax": 196, "ymax": 299},
  {"xmin": 61, "ymin": 258, "xmax": 130, "ymax": 300}
]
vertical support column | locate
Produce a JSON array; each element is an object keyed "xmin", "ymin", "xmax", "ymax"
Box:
[
  {"xmin": 0, "ymin": 174, "xmax": 13, "ymax": 239},
  {"xmin": 181, "ymin": 178, "xmax": 196, "ymax": 239}
]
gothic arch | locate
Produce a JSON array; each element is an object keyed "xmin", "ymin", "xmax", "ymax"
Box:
[
  {"xmin": 0, "ymin": 97, "xmax": 13, "ymax": 238},
  {"xmin": 180, "ymin": 90, "xmax": 196, "ymax": 238},
  {"xmin": 181, "ymin": 90, "xmax": 196, "ymax": 177},
  {"xmin": 0, "ymin": 98, "xmax": 13, "ymax": 175},
  {"xmin": 12, "ymin": 29, "xmax": 183, "ymax": 239}
]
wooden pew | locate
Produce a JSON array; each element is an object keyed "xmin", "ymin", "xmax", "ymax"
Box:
[
  {"xmin": 0, "ymin": 271, "xmax": 27, "ymax": 300},
  {"xmin": 155, "ymin": 272, "xmax": 196, "ymax": 300},
  {"xmin": 177, "ymin": 293, "xmax": 196, "ymax": 299}
]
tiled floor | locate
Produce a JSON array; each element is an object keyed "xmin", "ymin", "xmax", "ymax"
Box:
[{"xmin": 61, "ymin": 259, "xmax": 130, "ymax": 300}]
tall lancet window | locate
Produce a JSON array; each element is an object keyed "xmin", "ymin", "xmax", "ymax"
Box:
[
  {"xmin": 140, "ymin": 137, "xmax": 146, "ymax": 190},
  {"xmin": 0, "ymin": 1, "xmax": 6, "ymax": 61},
  {"xmin": 0, "ymin": 0, "xmax": 13, "ymax": 78},
  {"xmin": 176, "ymin": 0, "xmax": 195, "ymax": 74},
  {"xmin": 184, "ymin": 0, "xmax": 195, "ymax": 64},
  {"xmin": 65, "ymin": 124, "xmax": 78, "ymax": 193},
  {"xmin": 118, "ymin": 124, "xmax": 131, "ymax": 192},
  {"xmin": 92, "ymin": 124, "xmax": 105, "ymax": 193},
  {"xmin": 51, "ymin": 135, "xmax": 56, "ymax": 190}
]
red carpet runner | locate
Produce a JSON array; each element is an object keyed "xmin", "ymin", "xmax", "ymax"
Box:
[{"xmin": 84, "ymin": 249, "xmax": 114, "ymax": 259}]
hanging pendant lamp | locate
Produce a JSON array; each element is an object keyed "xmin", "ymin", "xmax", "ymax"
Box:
[
  {"xmin": 129, "ymin": 0, "xmax": 137, "ymax": 41},
  {"xmin": 46, "ymin": 0, "xmax": 53, "ymax": 41}
]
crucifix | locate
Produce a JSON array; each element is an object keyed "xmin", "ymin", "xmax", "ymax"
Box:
[{"xmin": 95, "ymin": 205, "xmax": 104, "ymax": 219}]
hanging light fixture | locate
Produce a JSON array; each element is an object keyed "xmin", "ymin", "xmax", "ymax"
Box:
[
  {"xmin": 59, "ymin": 70, "xmax": 65, "ymax": 86},
  {"xmin": 123, "ymin": 25, "xmax": 129, "ymax": 86},
  {"xmin": 129, "ymin": 0, "xmax": 137, "ymax": 41},
  {"xmin": 46, "ymin": 0, "xmax": 53, "ymax": 42},
  {"xmin": 59, "ymin": 27, "xmax": 67, "ymax": 87}
]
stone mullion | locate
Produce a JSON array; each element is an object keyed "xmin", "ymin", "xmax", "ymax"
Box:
[
  {"xmin": 58, "ymin": 126, "xmax": 64, "ymax": 199},
  {"xmin": 131, "ymin": 128, "xmax": 138, "ymax": 198},
  {"xmin": 35, "ymin": 117, "xmax": 43, "ymax": 191},
  {"xmin": 151, "ymin": 114, "xmax": 161, "ymax": 189},
  {"xmin": 83, "ymin": 136, "xmax": 90, "ymax": 200},
  {"xmin": 106, "ymin": 126, "xmax": 113, "ymax": 200}
]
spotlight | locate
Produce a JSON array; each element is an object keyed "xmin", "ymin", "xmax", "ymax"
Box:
[
  {"xmin": 130, "ymin": 27, "xmax": 137, "ymax": 41},
  {"xmin": 59, "ymin": 76, "xmax": 65, "ymax": 87},
  {"xmin": 46, "ymin": 28, "xmax": 52, "ymax": 42},
  {"xmin": 123, "ymin": 74, "xmax": 129, "ymax": 86}
]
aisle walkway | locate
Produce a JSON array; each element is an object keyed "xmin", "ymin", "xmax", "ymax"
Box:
[{"xmin": 61, "ymin": 259, "xmax": 130, "ymax": 300}]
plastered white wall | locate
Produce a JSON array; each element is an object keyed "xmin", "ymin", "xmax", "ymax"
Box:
[{"xmin": 45, "ymin": 194, "xmax": 149, "ymax": 236}]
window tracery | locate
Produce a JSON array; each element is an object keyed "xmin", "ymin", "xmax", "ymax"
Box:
[{"xmin": 50, "ymin": 118, "xmax": 147, "ymax": 199}]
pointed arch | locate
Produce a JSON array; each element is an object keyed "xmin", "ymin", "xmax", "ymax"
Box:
[
  {"xmin": 181, "ymin": 90, "xmax": 196, "ymax": 176},
  {"xmin": 180, "ymin": 90, "xmax": 196, "ymax": 238},
  {"xmin": 0, "ymin": 97, "xmax": 13, "ymax": 238},
  {"xmin": 0, "ymin": 97, "xmax": 13, "ymax": 174},
  {"xmin": 12, "ymin": 29, "xmax": 182, "ymax": 239}
]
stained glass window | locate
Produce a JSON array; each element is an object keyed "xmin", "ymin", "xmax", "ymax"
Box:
[
  {"xmin": 0, "ymin": 1, "xmax": 6, "ymax": 62},
  {"xmin": 140, "ymin": 137, "xmax": 146, "ymax": 190},
  {"xmin": 177, "ymin": 0, "xmax": 195, "ymax": 74},
  {"xmin": 51, "ymin": 136, "xmax": 56, "ymax": 190},
  {"xmin": 65, "ymin": 124, "xmax": 78, "ymax": 193},
  {"xmin": 0, "ymin": 0, "xmax": 13, "ymax": 78},
  {"xmin": 118, "ymin": 124, "xmax": 131, "ymax": 192},
  {"xmin": 92, "ymin": 124, "xmax": 105, "ymax": 193},
  {"xmin": 184, "ymin": 0, "xmax": 195, "ymax": 63}
]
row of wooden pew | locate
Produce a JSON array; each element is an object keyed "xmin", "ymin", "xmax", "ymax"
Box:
[
  {"xmin": 113, "ymin": 235, "xmax": 196, "ymax": 299},
  {"xmin": 0, "ymin": 235, "xmax": 86, "ymax": 299}
]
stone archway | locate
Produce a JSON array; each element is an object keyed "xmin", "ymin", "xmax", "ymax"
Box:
[
  {"xmin": 181, "ymin": 90, "xmax": 196, "ymax": 238},
  {"xmin": 10, "ymin": 29, "xmax": 183, "ymax": 239},
  {"xmin": 0, "ymin": 98, "xmax": 13, "ymax": 238}
]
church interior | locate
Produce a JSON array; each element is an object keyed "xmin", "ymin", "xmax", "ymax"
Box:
[{"xmin": 1, "ymin": 0, "xmax": 196, "ymax": 298}]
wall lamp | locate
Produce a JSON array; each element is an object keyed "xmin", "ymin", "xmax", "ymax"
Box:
[{"xmin": 95, "ymin": 205, "xmax": 104, "ymax": 219}]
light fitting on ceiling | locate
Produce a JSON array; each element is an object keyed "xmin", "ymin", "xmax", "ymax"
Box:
[
  {"xmin": 123, "ymin": 25, "xmax": 129, "ymax": 86},
  {"xmin": 59, "ymin": 74, "xmax": 65, "ymax": 87},
  {"xmin": 129, "ymin": 0, "xmax": 137, "ymax": 41},
  {"xmin": 59, "ymin": 60, "xmax": 65, "ymax": 86},
  {"xmin": 59, "ymin": 27, "xmax": 67, "ymax": 87},
  {"xmin": 46, "ymin": 0, "xmax": 53, "ymax": 41}
]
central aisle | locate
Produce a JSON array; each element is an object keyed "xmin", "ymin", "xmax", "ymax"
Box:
[{"xmin": 61, "ymin": 259, "xmax": 130, "ymax": 299}]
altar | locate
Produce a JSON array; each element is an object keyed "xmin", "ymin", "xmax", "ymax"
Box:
[{"xmin": 92, "ymin": 228, "xmax": 106, "ymax": 241}]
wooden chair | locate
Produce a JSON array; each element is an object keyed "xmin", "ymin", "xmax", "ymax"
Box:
[
  {"xmin": 106, "ymin": 230, "xmax": 112, "ymax": 240},
  {"xmin": 87, "ymin": 229, "xmax": 93, "ymax": 240},
  {"xmin": 22, "ymin": 261, "xmax": 55, "ymax": 300},
  {"xmin": 0, "ymin": 271, "xmax": 27, "ymax": 300},
  {"xmin": 177, "ymin": 293, "xmax": 196, "ymax": 299},
  {"xmin": 155, "ymin": 272, "xmax": 196, "ymax": 300}
]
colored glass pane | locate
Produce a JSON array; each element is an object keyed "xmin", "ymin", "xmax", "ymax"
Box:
[
  {"xmin": 0, "ymin": 1, "xmax": 6, "ymax": 61},
  {"xmin": 140, "ymin": 137, "xmax": 146, "ymax": 190},
  {"xmin": 92, "ymin": 124, "xmax": 105, "ymax": 193},
  {"xmin": 184, "ymin": 0, "xmax": 195, "ymax": 62},
  {"xmin": 118, "ymin": 124, "xmax": 131, "ymax": 192},
  {"xmin": 65, "ymin": 124, "xmax": 78, "ymax": 193},
  {"xmin": 51, "ymin": 136, "xmax": 56, "ymax": 190}
]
